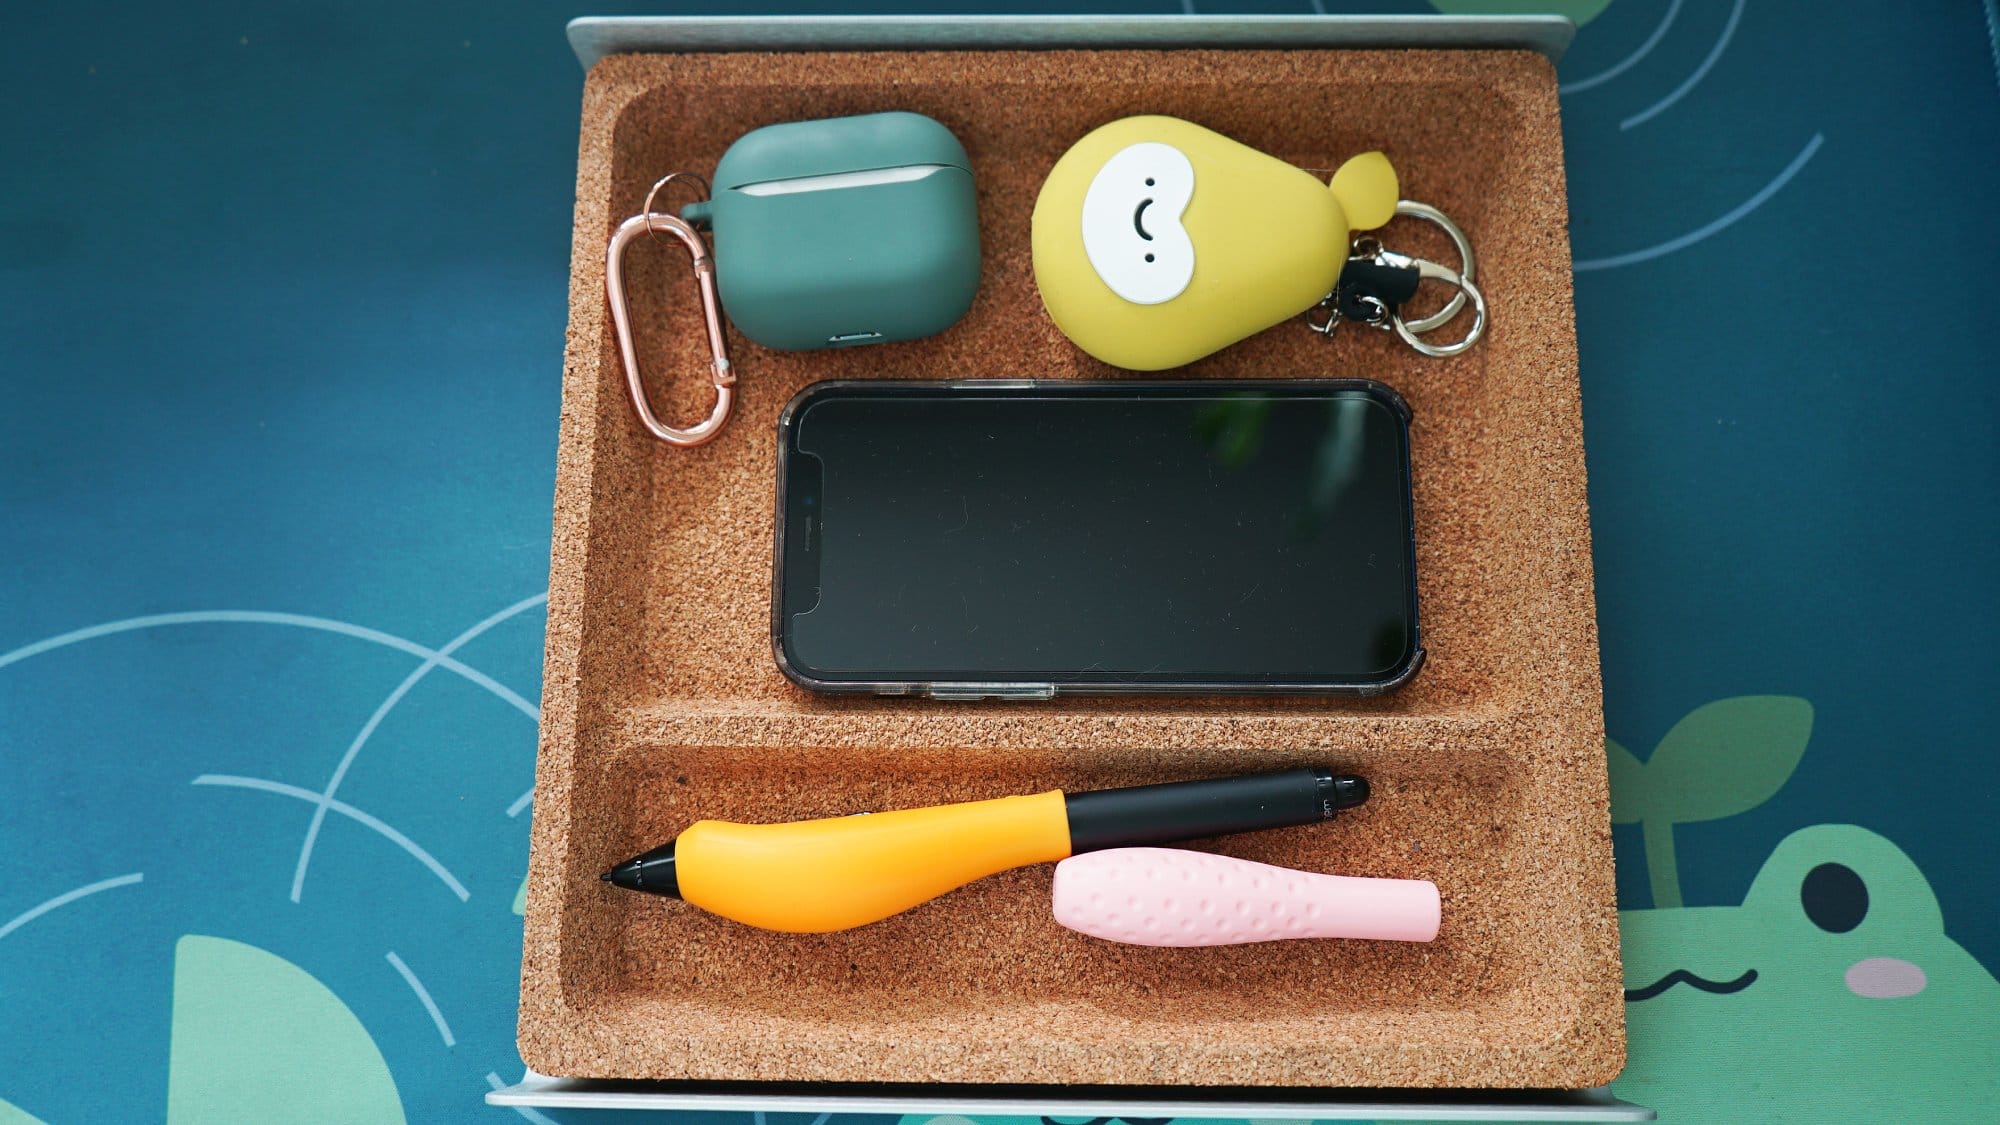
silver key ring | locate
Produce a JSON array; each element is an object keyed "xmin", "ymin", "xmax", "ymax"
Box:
[
  {"xmin": 1387, "ymin": 200, "xmax": 1476, "ymax": 335},
  {"xmin": 1347, "ymin": 242, "xmax": 1488, "ymax": 358},
  {"xmin": 1392, "ymin": 260, "xmax": 1486, "ymax": 358}
]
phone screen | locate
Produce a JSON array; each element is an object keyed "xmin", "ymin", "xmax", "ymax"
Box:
[{"xmin": 775, "ymin": 381, "xmax": 1419, "ymax": 694}]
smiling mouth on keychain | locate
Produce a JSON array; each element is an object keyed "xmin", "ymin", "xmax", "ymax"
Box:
[{"xmin": 1031, "ymin": 115, "xmax": 1486, "ymax": 370}]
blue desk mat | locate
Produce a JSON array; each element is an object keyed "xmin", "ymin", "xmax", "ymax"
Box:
[{"xmin": 3, "ymin": 2, "xmax": 1997, "ymax": 1120}]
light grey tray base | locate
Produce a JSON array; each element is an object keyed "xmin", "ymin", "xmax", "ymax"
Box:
[
  {"xmin": 566, "ymin": 13, "xmax": 1574, "ymax": 68},
  {"xmin": 487, "ymin": 1070, "xmax": 1654, "ymax": 1121},
  {"xmin": 511, "ymin": 12, "xmax": 1640, "ymax": 1121}
]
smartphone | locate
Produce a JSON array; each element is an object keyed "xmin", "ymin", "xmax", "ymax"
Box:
[{"xmin": 773, "ymin": 380, "xmax": 1421, "ymax": 698}]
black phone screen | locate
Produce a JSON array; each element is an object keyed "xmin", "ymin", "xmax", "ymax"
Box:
[{"xmin": 774, "ymin": 381, "xmax": 1419, "ymax": 694}]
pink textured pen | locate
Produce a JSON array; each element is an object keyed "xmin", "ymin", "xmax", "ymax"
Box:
[{"xmin": 1052, "ymin": 847, "xmax": 1440, "ymax": 946}]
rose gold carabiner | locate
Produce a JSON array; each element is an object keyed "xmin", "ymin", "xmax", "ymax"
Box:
[{"xmin": 605, "ymin": 208, "xmax": 734, "ymax": 447}]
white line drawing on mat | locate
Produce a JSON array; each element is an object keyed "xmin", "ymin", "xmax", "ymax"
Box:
[
  {"xmin": 194, "ymin": 774, "xmax": 471, "ymax": 901},
  {"xmin": 0, "ymin": 601, "xmax": 546, "ymax": 904},
  {"xmin": 1622, "ymin": 0, "xmax": 1744, "ymax": 129},
  {"xmin": 386, "ymin": 951, "xmax": 456, "ymax": 1047},
  {"xmin": 290, "ymin": 593, "xmax": 547, "ymax": 903},
  {"xmin": 1985, "ymin": 0, "xmax": 1999, "ymax": 93},
  {"xmin": 0, "ymin": 873, "xmax": 144, "ymax": 943},
  {"xmin": 0, "ymin": 610, "xmax": 537, "ymax": 719},
  {"xmin": 1562, "ymin": 0, "xmax": 1684, "ymax": 94},
  {"xmin": 1573, "ymin": 132, "xmax": 1822, "ymax": 271}
]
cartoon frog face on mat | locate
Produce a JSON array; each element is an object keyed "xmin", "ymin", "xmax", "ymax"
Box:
[{"xmin": 1617, "ymin": 825, "xmax": 2000, "ymax": 1118}]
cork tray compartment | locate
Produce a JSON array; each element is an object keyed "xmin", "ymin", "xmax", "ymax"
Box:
[{"xmin": 520, "ymin": 49, "xmax": 1623, "ymax": 1089}]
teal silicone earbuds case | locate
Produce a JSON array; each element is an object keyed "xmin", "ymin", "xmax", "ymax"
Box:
[{"xmin": 680, "ymin": 112, "xmax": 981, "ymax": 351}]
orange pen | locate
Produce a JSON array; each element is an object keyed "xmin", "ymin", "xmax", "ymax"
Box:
[{"xmin": 602, "ymin": 768, "xmax": 1368, "ymax": 933}]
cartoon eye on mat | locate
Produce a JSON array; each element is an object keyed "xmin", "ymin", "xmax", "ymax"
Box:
[
  {"xmin": 1793, "ymin": 859, "xmax": 1926, "ymax": 1000},
  {"xmin": 1080, "ymin": 142, "xmax": 1195, "ymax": 305},
  {"xmin": 1800, "ymin": 861, "xmax": 1868, "ymax": 935},
  {"xmin": 1754, "ymin": 827, "xmax": 1937, "ymax": 1000}
]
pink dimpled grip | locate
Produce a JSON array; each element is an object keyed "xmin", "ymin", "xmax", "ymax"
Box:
[{"xmin": 1052, "ymin": 847, "xmax": 1440, "ymax": 946}]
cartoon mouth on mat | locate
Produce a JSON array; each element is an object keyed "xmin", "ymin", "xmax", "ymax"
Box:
[{"xmin": 1624, "ymin": 966, "xmax": 1758, "ymax": 1002}]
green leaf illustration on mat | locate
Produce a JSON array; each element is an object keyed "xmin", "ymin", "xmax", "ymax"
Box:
[
  {"xmin": 1427, "ymin": 1, "xmax": 1616, "ymax": 29},
  {"xmin": 0, "ymin": 1097, "xmax": 47, "ymax": 1125},
  {"xmin": 513, "ymin": 872, "xmax": 529, "ymax": 917},
  {"xmin": 1611, "ymin": 696, "xmax": 1813, "ymax": 907},
  {"xmin": 167, "ymin": 935, "xmax": 405, "ymax": 1124},
  {"xmin": 1615, "ymin": 825, "xmax": 2000, "ymax": 1119}
]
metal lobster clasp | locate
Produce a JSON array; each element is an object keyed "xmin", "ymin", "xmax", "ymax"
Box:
[{"xmin": 605, "ymin": 174, "xmax": 735, "ymax": 447}]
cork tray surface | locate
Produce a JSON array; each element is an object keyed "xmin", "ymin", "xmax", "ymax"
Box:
[{"xmin": 520, "ymin": 48, "xmax": 1623, "ymax": 1090}]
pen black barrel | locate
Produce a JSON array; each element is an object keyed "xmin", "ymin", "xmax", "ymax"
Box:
[{"xmin": 1063, "ymin": 767, "xmax": 1361, "ymax": 853}]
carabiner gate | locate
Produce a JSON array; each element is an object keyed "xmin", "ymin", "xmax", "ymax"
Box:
[{"xmin": 605, "ymin": 201, "xmax": 735, "ymax": 448}]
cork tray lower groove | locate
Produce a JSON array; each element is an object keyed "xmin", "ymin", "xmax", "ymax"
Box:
[{"xmin": 522, "ymin": 49, "xmax": 1623, "ymax": 1089}]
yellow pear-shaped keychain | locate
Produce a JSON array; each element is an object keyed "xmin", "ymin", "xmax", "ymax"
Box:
[{"xmin": 1032, "ymin": 115, "xmax": 1401, "ymax": 371}]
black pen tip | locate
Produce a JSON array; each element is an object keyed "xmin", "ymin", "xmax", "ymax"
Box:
[
  {"xmin": 1331, "ymin": 774, "xmax": 1369, "ymax": 809},
  {"xmin": 601, "ymin": 842, "xmax": 680, "ymax": 897},
  {"xmin": 1314, "ymin": 771, "xmax": 1369, "ymax": 813}
]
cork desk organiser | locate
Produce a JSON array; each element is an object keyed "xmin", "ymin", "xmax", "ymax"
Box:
[{"xmin": 516, "ymin": 13, "xmax": 1626, "ymax": 1109}]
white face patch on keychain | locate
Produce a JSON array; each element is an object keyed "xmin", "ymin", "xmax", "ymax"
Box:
[{"xmin": 1079, "ymin": 142, "xmax": 1195, "ymax": 305}]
